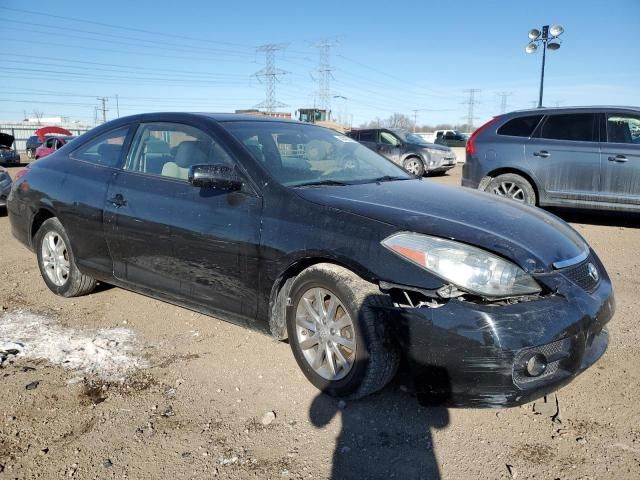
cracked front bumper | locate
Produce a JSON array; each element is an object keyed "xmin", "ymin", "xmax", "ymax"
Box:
[{"xmin": 383, "ymin": 267, "xmax": 614, "ymax": 408}]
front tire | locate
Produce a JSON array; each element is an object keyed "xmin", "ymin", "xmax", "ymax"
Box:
[
  {"xmin": 286, "ymin": 264, "xmax": 399, "ymax": 399},
  {"xmin": 403, "ymin": 157, "xmax": 425, "ymax": 177},
  {"xmin": 486, "ymin": 173, "xmax": 536, "ymax": 205},
  {"xmin": 35, "ymin": 218, "xmax": 97, "ymax": 297},
  {"xmin": 26, "ymin": 149, "xmax": 33, "ymax": 159}
]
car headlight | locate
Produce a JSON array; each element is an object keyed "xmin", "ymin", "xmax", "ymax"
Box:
[{"xmin": 382, "ymin": 232, "xmax": 541, "ymax": 297}]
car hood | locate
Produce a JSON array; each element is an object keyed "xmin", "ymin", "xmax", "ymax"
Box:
[
  {"xmin": 0, "ymin": 133, "xmax": 15, "ymax": 149},
  {"xmin": 410, "ymin": 142, "xmax": 450, "ymax": 152},
  {"xmin": 296, "ymin": 179, "xmax": 587, "ymax": 273}
]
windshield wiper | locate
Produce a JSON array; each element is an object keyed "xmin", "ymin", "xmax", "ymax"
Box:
[
  {"xmin": 293, "ymin": 179, "xmax": 351, "ymax": 188},
  {"xmin": 368, "ymin": 175, "xmax": 413, "ymax": 183}
]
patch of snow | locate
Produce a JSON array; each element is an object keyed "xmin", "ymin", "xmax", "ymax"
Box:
[{"xmin": 0, "ymin": 310, "xmax": 146, "ymax": 380}]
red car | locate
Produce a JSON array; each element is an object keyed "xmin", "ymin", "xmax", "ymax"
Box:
[{"xmin": 34, "ymin": 135, "xmax": 76, "ymax": 159}]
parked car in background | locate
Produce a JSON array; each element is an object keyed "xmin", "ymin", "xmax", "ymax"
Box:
[
  {"xmin": 347, "ymin": 128, "xmax": 456, "ymax": 176},
  {"xmin": 26, "ymin": 135, "xmax": 43, "ymax": 159},
  {"xmin": 463, "ymin": 106, "xmax": 640, "ymax": 212},
  {"xmin": 0, "ymin": 133, "xmax": 20, "ymax": 166},
  {"xmin": 8, "ymin": 113, "xmax": 614, "ymax": 405},
  {"xmin": 34, "ymin": 136, "xmax": 76, "ymax": 159},
  {"xmin": 0, "ymin": 166, "xmax": 12, "ymax": 210},
  {"xmin": 435, "ymin": 130, "xmax": 467, "ymax": 148}
]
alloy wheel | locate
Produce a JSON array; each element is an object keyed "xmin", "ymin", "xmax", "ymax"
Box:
[
  {"xmin": 41, "ymin": 231, "xmax": 70, "ymax": 286},
  {"xmin": 493, "ymin": 182, "xmax": 525, "ymax": 202},
  {"xmin": 405, "ymin": 159, "xmax": 421, "ymax": 175},
  {"xmin": 295, "ymin": 287, "xmax": 356, "ymax": 381}
]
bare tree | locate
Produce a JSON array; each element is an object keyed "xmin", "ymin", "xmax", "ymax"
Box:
[{"xmin": 32, "ymin": 111, "xmax": 44, "ymax": 125}]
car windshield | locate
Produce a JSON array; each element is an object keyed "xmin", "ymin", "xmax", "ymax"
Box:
[
  {"xmin": 223, "ymin": 121, "xmax": 413, "ymax": 187},
  {"xmin": 392, "ymin": 130, "xmax": 429, "ymax": 145}
]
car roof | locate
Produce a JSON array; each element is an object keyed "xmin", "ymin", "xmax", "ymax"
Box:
[{"xmin": 507, "ymin": 106, "xmax": 640, "ymax": 115}]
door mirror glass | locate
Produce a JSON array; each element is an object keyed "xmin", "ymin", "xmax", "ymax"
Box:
[{"xmin": 188, "ymin": 164, "xmax": 242, "ymax": 191}]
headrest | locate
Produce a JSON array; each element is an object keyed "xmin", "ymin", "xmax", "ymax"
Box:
[
  {"xmin": 145, "ymin": 139, "xmax": 170, "ymax": 154},
  {"xmin": 174, "ymin": 141, "xmax": 209, "ymax": 168}
]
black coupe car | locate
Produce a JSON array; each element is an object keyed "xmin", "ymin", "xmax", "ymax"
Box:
[{"xmin": 7, "ymin": 113, "xmax": 614, "ymax": 406}]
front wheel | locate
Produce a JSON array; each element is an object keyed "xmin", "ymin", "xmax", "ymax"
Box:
[
  {"xmin": 35, "ymin": 218, "xmax": 97, "ymax": 297},
  {"xmin": 486, "ymin": 173, "xmax": 536, "ymax": 205},
  {"xmin": 403, "ymin": 157, "xmax": 425, "ymax": 177},
  {"xmin": 26, "ymin": 149, "xmax": 33, "ymax": 159},
  {"xmin": 286, "ymin": 264, "xmax": 399, "ymax": 399}
]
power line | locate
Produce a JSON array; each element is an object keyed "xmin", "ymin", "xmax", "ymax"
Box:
[
  {"xmin": 462, "ymin": 89, "xmax": 481, "ymax": 128},
  {"xmin": 313, "ymin": 40, "xmax": 337, "ymax": 114},
  {"xmin": 496, "ymin": 92, "xmax": 513, "ymax": 114},
  {"xmin": 97, "ymin": 97, "xmax": 108, "ymax": 123},
  {"xmin": 254, "ymin": 43, "xmax": 289, "ymax": 113}
]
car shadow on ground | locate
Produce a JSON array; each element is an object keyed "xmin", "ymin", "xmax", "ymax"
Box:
[
  {"xmin": 548, "ymin": 207, "xmax": 640, "ymax": 228},
  {"xmin": 309, "ymin": 368, "xmax": 450, "ymax": 480},
  {"xmin": 307, "ymin": 291, "xmax": 451, "ymax": 480}
]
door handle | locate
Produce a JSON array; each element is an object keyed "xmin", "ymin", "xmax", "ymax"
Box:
[
  {"xmin": 533, "ymin": 150, "xmax": 550, "ymax": 158},
  {"xmin": 108, "ymin": 193, "xmax": 127, "ymax": 208},
  {"xmin": 608, "ymin": 155, "xmax": 628, "ymax": 163}
]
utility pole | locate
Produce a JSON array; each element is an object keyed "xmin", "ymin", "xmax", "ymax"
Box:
[
  {"xmin": 313, "ymin": 39, "xmax": 337, "ymax": 119},
  {"xmin": 97, "ymin": 97, "xmax": 108, "ymax": 123},
  {"xmin": 462, "ymin": 89, "xmax": 481, "ymax": 129},
  {"xmin": 496, "ymin": 92, "xmax": 513, "ymax": 114},
  {"xmin": 114, "ymin": 94, "xmax": 120, "ymax": 118},
  {"xmin": 254, "ymin": 43, "xmax": 289, "ymax": 114}
]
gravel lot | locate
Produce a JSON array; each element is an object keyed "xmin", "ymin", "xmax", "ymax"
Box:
[{"xmin": 1, "ymin": 161, "xmax": 639, "ymax": 479}]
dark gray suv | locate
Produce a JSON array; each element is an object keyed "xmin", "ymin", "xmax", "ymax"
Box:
[
  {"xmin": 462, "ymin": 107, "xmax": 640, "ymax": 211},
  {"xmin": 347, "ymin": 128, "xmax": 456, "ymax": 176}
]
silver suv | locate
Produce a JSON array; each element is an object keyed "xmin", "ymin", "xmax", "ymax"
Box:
[{"xmin": 462, "ymin": 107, "xmax": 640, "ymax": 212}]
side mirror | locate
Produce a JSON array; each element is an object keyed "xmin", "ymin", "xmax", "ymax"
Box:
[{"xmin": 188, "ymin": 164, "xmax": 243, "ymax": 191}]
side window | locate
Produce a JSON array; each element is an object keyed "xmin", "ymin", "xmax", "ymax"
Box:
[
  {"xmin": 45, "ymin": 138, "xmax": 56, "ymax": 148},
  {"xmin": 497, "ymin": 115, "xmax": 543, "ymax": 137},
  {"xmin": 358, "ymin": 131, "xmax": 376, "ymax": 142},
  {"xmin": 125, "ymin": 122, "xmax": 233, "ymax": 180},
  {"xmin": 539, "ymin": 114, "xmax": 596, "ymax": 142},
  {"xmin": 72, "ymin": 127, "xmax": 129, "ymax": 167},
  {"xmin": 607, "ymin": 114, "xmax": 640, "ymax": 144},
  {"xmin": 380, "ymin": 131, "xmax": 399, "ymax": 145}
]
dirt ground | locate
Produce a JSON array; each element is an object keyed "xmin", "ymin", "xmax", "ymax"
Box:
[{"xmin": 1, "ymin": 161, "xmax": 639, "ymax": 480}]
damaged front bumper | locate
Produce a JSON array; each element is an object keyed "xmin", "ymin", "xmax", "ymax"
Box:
[{"xmin": 380, "ymin": 256, "xmax": 615, "ymax": 408}]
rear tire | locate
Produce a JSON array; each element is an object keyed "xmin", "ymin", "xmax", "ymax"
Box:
[
  {"xmin": 286, "ymin": 263, "xmax": 400, "ymax": 399},
  {"xmin": 35, "ymin": 218, "xmax": 97, "ymax": 297},
  {"xmin": 403, "ymin": 157, "xmax": 425, "ymax": 176},
  {"xmin": 486, "ymin": 173, "xmax": 536, "ymax": 205}
]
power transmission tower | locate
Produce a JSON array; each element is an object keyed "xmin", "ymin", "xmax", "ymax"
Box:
[
  {"xmin": 97, "ymin": 97, "xmax": 108, "ymax": 123},
  {"xmin": 313, "ymin": 40, "xmax": 337, "ymax": 117},
  {"xmin": 462, "ymin": 89, "xmax": 481, "ymax": 129},
  {"xmin": 254, "ymin": 43, "xmax": 289, "ymax": 113},
  {"xmin": 496, "ymin": 92, "xmax": 513, "ymax": 114}
]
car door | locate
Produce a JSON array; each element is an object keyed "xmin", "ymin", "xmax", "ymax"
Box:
[
  {"xmin": 524, "ymin": 112, "xmax": 600, "ymax": 200},
  {"xmin": 103, "ymin": 120, "xmax": 262, "ymax": 322},
  {"xmin": 600, "ymin": 111, "xmax": 640, "ymax": 206},
  {"xmin": 378, "ymin": 131, "xmax": 402, "ymax": 164},
  {"xmin": 58, "ymin": 125, "xmax": 134, "ymax": 277}
]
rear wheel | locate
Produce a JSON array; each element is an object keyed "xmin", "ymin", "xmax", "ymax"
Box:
[
  {"xmin": 486, "ymin": 173, "xmax": 536, "ymax": 205},
  {"xmin": 35, "ymin": 218, "xmax": 97, "ymax": 297},
  {"xmin": 403, "ymin": 157, "xmax": 425, "ymax": 176},
  {"xmin": 286, "ymin": 264, "xmax": 399, "ymax": 399}
]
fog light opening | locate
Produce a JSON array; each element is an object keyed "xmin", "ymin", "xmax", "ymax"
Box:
[{"xmin": 525, "ymin": 353, "xmax": 547, "ymax": 377}]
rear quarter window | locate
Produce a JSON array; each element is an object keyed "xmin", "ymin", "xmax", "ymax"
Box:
[{"xmin": 497, "ymin": 115, "xmax": 543, "ymax": 137}]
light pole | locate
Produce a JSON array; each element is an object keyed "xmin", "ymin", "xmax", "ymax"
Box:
[{"xmin": 526, "ymin": 24, "xmax": 564, "ymax": 108}]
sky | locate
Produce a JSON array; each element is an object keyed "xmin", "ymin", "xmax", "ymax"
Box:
[{"xmin": 1, "ymin": 0, "xmax": 639, "ymax": 128}]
